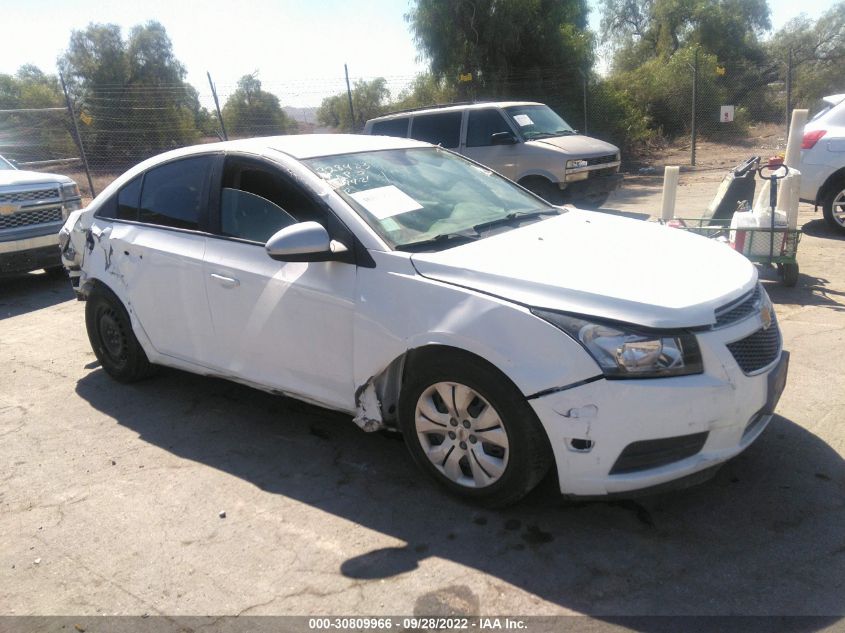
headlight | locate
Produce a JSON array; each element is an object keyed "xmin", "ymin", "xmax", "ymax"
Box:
[
  {"xmin": 61, "ymin": 182, "xmax": 81, "ymax": 199},
  {"xmin": 530, "ymin": 308, "xmax": 703, "ymax": 378}
]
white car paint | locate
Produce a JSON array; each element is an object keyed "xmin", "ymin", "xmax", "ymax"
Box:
[
  {"xmin": 799, "ymin": 94, "xmax": 845, "ymax": 205},
  {"xmin": 61, "ymin": 134, "xmax": 787, "ymax": 498}
]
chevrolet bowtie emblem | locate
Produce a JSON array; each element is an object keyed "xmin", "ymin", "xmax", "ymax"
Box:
[{"xmin": 0, "ymin": 204, "xmax": 18, "ymax": 216}]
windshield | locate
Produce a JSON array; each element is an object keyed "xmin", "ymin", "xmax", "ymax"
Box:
[
  {"xmin": 305, "ymin": 147, "xmax": 554, "ymax": 250},
  {"xmin": 505, "ymin": 105, "xmax": 575, "ymax": 140},
  {"xmin": 0, "ymin": 155, "xmax": 15, "ymax": 170}
]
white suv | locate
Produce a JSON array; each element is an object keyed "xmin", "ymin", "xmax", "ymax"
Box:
[
  {"xmin": 799, "ymin": 94, "xmax": 845, "ymax": 233},
  {"xmin": 60, "ymin": 134, "xmax": 786, "ymax": 506}
]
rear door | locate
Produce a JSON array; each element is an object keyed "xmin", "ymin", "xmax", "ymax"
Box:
[
  {"xmin": 102, "ymin": 154, "xmax": 218, "ymax": 363},
  {"xmin": 201, "ymin": 154, "xmax": 357, "ymax": 410}
]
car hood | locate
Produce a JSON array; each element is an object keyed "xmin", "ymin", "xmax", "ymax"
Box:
[
  {"xmin": 528, "ymin": 135, "xmax": 619, "ymax": 158},
  {"xmin": 410, "ymin": 210, "xmax": 757, "ymax": 329},
  {"xmin": 0, "ymin": 169, "xmax": 72, "ymax": 187}
]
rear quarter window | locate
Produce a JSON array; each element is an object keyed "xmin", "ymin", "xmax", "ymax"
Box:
[{"xmin": 371, "ymin": 118, "xmax": 409, "ymax": 138}]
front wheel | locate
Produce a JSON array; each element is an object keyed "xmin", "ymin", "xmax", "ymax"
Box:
[
  {"xmin": 398, "ymin": 352, "xmax": 552, "ymax": 507},
  {"xmin": 822, "ymin": 181, "xmax": 845, "ymax": 235}
]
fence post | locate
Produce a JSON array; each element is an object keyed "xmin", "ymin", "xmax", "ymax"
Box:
[
  {"xmin": 785, "ymin": 48, "xmax": 793, "ymax": 137},
  {"xmin": 578, "ymin": 68, "xmax": 588, "ymax": 134},
  {"xmin": 59, "ymin": 72, "xmax": 96, "ymax": 198},
  {"xmin": 690, "ymin": 48, "xmax": 698, "ymax": 167},
  {"xmin": 207, "ymin": 72, "xmax": 228, "ymax": 141},
  {"xmin": 344, "ymin": 64, "xmax": 356, "ymax": 132}
]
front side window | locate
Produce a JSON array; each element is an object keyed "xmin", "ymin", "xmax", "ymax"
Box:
[
  {"xmin": 216, "ymin": 157, "xmax": 325, "ymax": 243},
  {"xmin": 305, "ymin": 147, "xmax": 553, "ymax": 250},
  {"xmin": 0, "ymin": 155, "xmax": 15, "ymax": 170},
  {"xmin": 466, "ymin": 109, "xmax": 513, "ymax": 147},
  {"xmin": 409, "ymin": 112, "xmax": 462, "ymax": 148},
  {"xmin": 139, "ymin": 155, "xmax": 213, "ymax": 230},
  {"xmin": 504, "ymin": 105, "xmax": 575, "ymax": 140}
]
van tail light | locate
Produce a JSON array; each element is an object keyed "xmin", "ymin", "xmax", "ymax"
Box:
[{"xmin": 802, "ymin": 130, "xmax": 826, "ymax": 149}]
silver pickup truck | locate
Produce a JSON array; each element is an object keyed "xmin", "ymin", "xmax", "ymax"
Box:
[{"xmin": 0, "ymin": 154, "xmax": 83, "ymax": 275}]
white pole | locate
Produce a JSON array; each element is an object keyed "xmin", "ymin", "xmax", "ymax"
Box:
[
  {"xmin": 784, "ymin": 109, "xmax": 808, "ymax": 168},
  {"xmin": 661, "ymin": 166, "xmax": 680, "ymax": 221}
]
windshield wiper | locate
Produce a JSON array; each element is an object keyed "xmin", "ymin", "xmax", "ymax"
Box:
[
  {"xmin": 472, "ymin": 208, "xmax": 561, "ymax": 233},
  {"xmin": 528, "ymin": 130, "xmax": 576, "ymax": 139},
  {"xmin": 396, "ymin": 231, "xmax": 480, "ymax": 252}
]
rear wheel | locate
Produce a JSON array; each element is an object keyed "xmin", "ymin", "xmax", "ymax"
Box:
[
  {"xmin": 398, "ymin": 351, "xmax": 552, "ymax": 507},
  {"xmin": 822, "ymin": 180, "xmax": 845, "ymax": 235},
  {"xmin": 85, "ymin": 284, "xmax": 155, "ymax": 382}
]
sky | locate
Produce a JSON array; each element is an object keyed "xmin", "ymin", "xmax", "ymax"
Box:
[{"xmin": 1, "ymin": 0, "xmax": 839, "ymax": 108}]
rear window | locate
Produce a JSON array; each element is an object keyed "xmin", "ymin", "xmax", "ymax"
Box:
[
  {"xmin": 410, "ymin": 112, "xmax": 462, "ymax": 148},
  {"xmin": 371, "ymin": 118, "xmax": 409, "ymax": 138}
]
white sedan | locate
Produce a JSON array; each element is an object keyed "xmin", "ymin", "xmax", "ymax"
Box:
[
  {"xmin": 800, "ymin": 93, "xmax": 845, "ymax": 233},
  {"xmin": 60, "ymin": 135, "xmax": 788, "ymax": 506}
]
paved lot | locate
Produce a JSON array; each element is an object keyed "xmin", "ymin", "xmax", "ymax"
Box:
[{"xmin": 1, "ymin": 173, "xmax": 844, "ymax": 621}]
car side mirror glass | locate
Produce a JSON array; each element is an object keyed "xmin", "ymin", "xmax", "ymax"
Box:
[
  {"xmin": 490, "ymin": 132, "xmax": 517, "ymax": 145},
  {"xmin": 265, "ymin": 221, "xmax": 339, "ymax": 262}
]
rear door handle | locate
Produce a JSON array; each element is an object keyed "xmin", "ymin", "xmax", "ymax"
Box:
[{"xmin": 210, "ymin": 273, "xmax": 240, "ymax": 288}]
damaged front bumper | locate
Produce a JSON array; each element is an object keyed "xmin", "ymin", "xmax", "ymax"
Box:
[{"xmin": 529, "ymin": 318, "xmax": 788, "ymax": 497}]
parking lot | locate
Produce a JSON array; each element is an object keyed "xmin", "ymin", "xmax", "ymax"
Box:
[{"xmin": 2, "ymin": 172, "xmax": 844, "ymax": 621}]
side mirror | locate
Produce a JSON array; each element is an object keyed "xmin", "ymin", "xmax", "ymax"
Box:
[
  {"xmin": 265, "ymin": 221, "xmax": 347, "ymax": 262},
  {"xmin": 491, "ymin": 131, "xmax": 517, "ymax": 145}
]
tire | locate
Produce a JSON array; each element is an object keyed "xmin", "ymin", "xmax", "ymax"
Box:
[
  {"xmin": 779, "ymin": 262, "xmax": 799, "ymax": 287},
  {"xmin": 520, "ymin": 177, "xmax": 566, "ymax": 205},
  {"xmin": 85, "ymin": 284, "xmax": 155, "ymax": 383},
  {"xmin": 398, "ymin": 351, "xmax": 552, "ymax": 507},
  {"xmin": 822, "ymin": 180, "xmax": 845, "ymax": 235},
  {"xmin": 574, "ymin": 192, "xmax": 610, "ymax": 210},
  {"xmin": 44, "ymin": 266, "xmax": 66, "ymax": 278}
]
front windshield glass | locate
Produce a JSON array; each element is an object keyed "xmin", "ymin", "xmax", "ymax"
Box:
[
  {"xmin": 305, "ymin": 147, "xmax": 554, "ymax": 250},
  {"xmin": 0, "ymin": 155, "xmax": 15, "ymax": 170},
  {"xmin": 504, "ymin": 105, "xmax": 575, "ymax": 140}
]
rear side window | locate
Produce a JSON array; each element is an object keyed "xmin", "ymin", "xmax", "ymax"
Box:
[
  {"xmin": 466, "ymin": 109, "xmax": 513, "ymax": 147},
  {"xmin": 410, "ymin": 112, "xmax": 462, "ymax": 148},
  {"xmin": 371, "ymin": 118, "xmax": 409, "ymax": 138},
  {"xmin": 117, "ymin": 176, "xmax": 142, "ymax": 220},
  {"xmin": 139, "ymin": 156, "xmax": 213, "ymax": 230}
]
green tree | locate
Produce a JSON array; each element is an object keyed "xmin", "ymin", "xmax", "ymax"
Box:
[
  {"xmin": 767, "ymin": 2, "xmax": 845, "ymax": 108},
  {"xmin": 221, "ymin": 74, "xmax": 298, "ymax": 138},
  {"xmin": 58, "ymin": 21, "xmax": 200, "ymax": 168},
  {"xmin": 406, "ymin": 0, "xmax": 593, "ymax": 115},
  {"xmin": 0, "ymin": 65, "xmax": 76, "ymax": 162},
  {"xmin": 317, "ymin": 78, "xmax": 390, "ymax": 132},
  {"xmin": 392, "ymin": 72, "xmax": 457, "ymax": 110}
]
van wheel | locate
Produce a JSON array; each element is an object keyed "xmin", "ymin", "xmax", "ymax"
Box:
[
  {"xmin": 576, "ymin": 193, "xmax": 610, "ymax": 209},
  {"xmin": 85, "ymin": 284, "xmax": 155, "ymax": 382},
  {"xmin": 822, "ymin": 180, "xmax": 845, "ymax": 235},
  {"xmin": 520, "ymin": 177, "xmax": 566, "ymax": 205},
  {"xmin": 398, "ymin": 351, "xmax": 552, "ymax": 507}
]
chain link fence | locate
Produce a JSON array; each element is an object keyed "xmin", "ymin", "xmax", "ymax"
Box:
[{"xmin": 0, "ymin": 60, "xmax": 816, "ymax": 199}]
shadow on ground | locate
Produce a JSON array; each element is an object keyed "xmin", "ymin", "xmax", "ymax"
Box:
[
  {"xmin": 0, "ymin": 271, "xmax": 74, "ymax": 320},
  {"xmin": 75, "ymin": 367, "xmax": 845, "ymax": 622}
]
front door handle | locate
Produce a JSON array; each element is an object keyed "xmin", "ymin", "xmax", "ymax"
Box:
[{"xmin": 210, "ymin": 273, "xmax": 240, "ymax": 288}]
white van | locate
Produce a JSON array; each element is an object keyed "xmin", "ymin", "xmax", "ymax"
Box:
[{"xmin": 364, "ymin": 101, "xmax": 622, "ymax": 208}]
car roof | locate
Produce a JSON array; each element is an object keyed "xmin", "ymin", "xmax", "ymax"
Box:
[
  {"xmin": 371, "ymin": 101, "xmax": 543, "ymax": 121},
  {"xmin": 136, "ymin": 134, "xmax": 431, "ymax": 166}
]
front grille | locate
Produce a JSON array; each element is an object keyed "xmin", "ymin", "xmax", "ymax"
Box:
[
  {"xmin": 0, "ymin": 207, "xmax": 64, "ymax": 229},
  {"xmin": 610, "ymin": 431, "xmax": 709, "ymax": 474},
  {"xmin": 714, "ymin": 284, "xmax": 761, "ymax": 328},
  {"xmin": 726, "ymin": 321, "xmax": 781, "ymax": 374},
  {"xmin": 0, "ymin": 188, "xmax": 60, "ymax": 204},
  {"xmin": 586, "ymin": 154, "xmax": 618, "ymax": 166}
]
